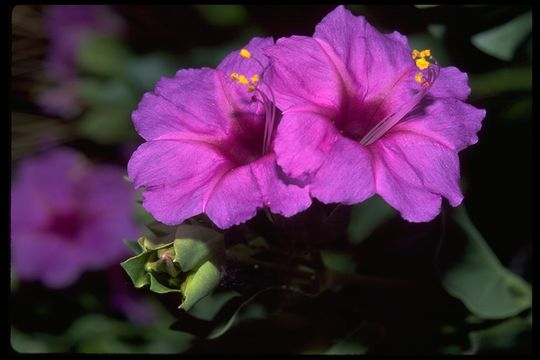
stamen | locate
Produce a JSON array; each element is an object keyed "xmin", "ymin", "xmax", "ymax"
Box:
[
  {"xmin": 360, "ymin": 50, "xmax": 439, "ymax": 146},
  {"xmin": 229, "ymin": 50, "xmax": 279, "ymax": 155},
  {"xmin": 240, "ymin": 49, "xmax": 251, "ymax": 59},
  {"xmin": 420, "ymin": 49, "xmax": 431, "ymax": 58},
  {"xmin": 415, "ymin": 57, "xmax": 430, "ymax": 70},
  {"xmin": 237, "ymin": 75, "xmax": 249, "ymax": 85}
]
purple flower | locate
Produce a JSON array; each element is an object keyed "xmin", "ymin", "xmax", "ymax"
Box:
[
  {"xmin": 11, "ymin": 148, "xmax": 139, "ymax": 288},
  {"xmin": 127, "ymin": 38, "xmax": 311, "ymax": 229},
  {"xmin": 265, "ymin": 6, "xmax": 486, "ymax": 222},
  {"xmin": 44, "ymin": 5, "xmax": 124, "ymax": 80}
]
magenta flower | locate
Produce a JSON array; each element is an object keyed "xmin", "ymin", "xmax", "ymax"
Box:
[
  {"xmin": 127, "ymin": 38, "xmax": 311, "ymax": 229},
  {"xmin": 10, "ymin": 148, "xmax": 139, "ymax": 288},
  {"xmin": 265, "ymin": 6, "xmax": 486, "ymax": 222}
]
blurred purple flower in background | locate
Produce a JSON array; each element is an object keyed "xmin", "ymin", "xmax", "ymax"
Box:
[
  {"xmin": 11, "ymin": 148, "xmax": 139, "ymax": 288},
  {"xmin": 266, "ymin": 6, "xmax": 486, "ymax": 222},
  {"xmin": 128, "ymin": 37, "xmax": 311, "ymax": 229},
  {"xmin": 44, "ymin": 5, "xmax": 124, "ymax": 80},
  {"xmin": 38, "ymin": 5, "xmax": 124, "ymax": 118}
]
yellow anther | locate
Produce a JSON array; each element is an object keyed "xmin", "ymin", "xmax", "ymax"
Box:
[
  {"xmin": 250, "ymin": 74, "xmax": 260, "ymax": 83},
  {"xmin": 237, "ymin": 75, "xmax": 249, "ymax": 85},
  {"xmin": 415, "ymin": 72, "xmax": 424, "ymax": 84},
  {"xmin": 230, "ymin": 72, "xmax": 239, "ymax": 81},
  {"xmin": 248, "ymin": 85, "xmax": 256, "ymax": 92},
  {"xmin": 411, "ymin": 49, "xmax": 420, "ymax": 59},
  {"xmin": 415, "ymin": 57, "xmax": 430, "ymax": 70},
  {"xmin": 240, "ymin": 49, "xmax": 251, "ymax": 59},
  {"xmin": 420, "ymin": 49, "xmax": 431, "ymax": 58}
]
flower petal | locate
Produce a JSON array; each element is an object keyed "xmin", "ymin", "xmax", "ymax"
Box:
[
  {"xmin": 265, "ymin": 35, "xmax": 345, "ymax": 112},
  {"xmin": 311, "ymin": 136, "xmax": 375, "ymax": 204},
  {"xmin": 274, "ymin": 110, "xmax": 339, "ymax": 180},
  {"xmin": 217, "ymin": 37, "xmax": 274, "ymax": 79},
  {"xmin": 372, "ymin": 131, "xmax": 463, "ymax": 222},
  {"xmin": 313, "ymin": 5, "xmax": 413, "ymax": 100},
  {"xmin": 127, "ymin": 140, "xmax": 229, "ymax": 225},
  {"xmin": 204, "ymin": 164, "xmax": 262, "ymax": 229},
  {"xmin": 133, "ymin": 68, "xmax": 231, "ymax": 141},
  {"xmin": 249, "ymin": 154, "xmax": 312, "ymax": 217},
  {"xmin": 217, "ymin": 37, "xmax": 274, "ymax": 119},
  {"xmin": 429, "ymin": 66, "xmax": 471, "ymax": 101},
  {"xmin": 396, "ymin": 98, "xmax": 486, "ymax": 151},
  {"xmin": 204, "ymin": 154, "xmax": 312, "ymax": 228}
]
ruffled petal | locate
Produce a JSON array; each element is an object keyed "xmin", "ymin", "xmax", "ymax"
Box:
[
  {"xmin": 133, "ymin": 68, "xmax": 232, "ymax": 141},
  {"xmin": 274, "ymin": 110, "xmax": 339, "ymax": 180},
  {"xmin": 395, "ymin": 98, "xmax": 486, "ymax": 151},
  {"xmin": 127, "ymin": 140, "xmax": 230, "ymax": 225},
  {"xmin": 429, "ymin": 66, "xmax": 471, "ymax": 101},
  {"xmin": 249, "ymin": 154, "xmax": 312, "ymax": 217},
  {"xmin": 372, "ymin": 131, "xmax": 463, "ymax": 222},
  {"xmin": 313, "ymin": 5, "xmax": 413, "ymax": 101},
  {"xmin": 311, "ymin": 136, "xmax": 375, "ymax": 204},
  {"xmin": 265, "ymin": 35, "xmax": 345, "ymax": 112},
  {"xmin": 204, "ymin": 154, "xmax": 312, "ymax": 229},
  {"xmin": 204, "ymin": 164, "xmax": 262, "ymax": 229}
]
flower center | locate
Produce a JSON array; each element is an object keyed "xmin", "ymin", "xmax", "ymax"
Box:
[
  {"xmin": 358, "ymin": 49, "xmax": 439, "ymax": 146},
  {"xmin": 46, "ymin": 211, "xmax": 85, "ymax": 241},
  {"xmin": 230, "ymin": 48, "xmax": 278, "ymax": 156}
]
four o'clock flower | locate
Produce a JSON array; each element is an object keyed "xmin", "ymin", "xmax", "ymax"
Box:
[
  {"xmin": 264, "ymin": 5, "xmax": 486, "ymax": 222},
  {"xmin": 10, "ymin": 148, "xmax": 139, "ymax": 288},
  {"xmin": 127, "ymin": 37, "xmax": 311, "ymax": 229}
]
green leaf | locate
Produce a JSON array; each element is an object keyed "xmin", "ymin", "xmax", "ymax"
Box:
[
  {"xmin": 173, "ymin": 226, "xmax": 224, "ymax": 272},
  {"xmin": 194, "ymin": 5, "xmax": 248, "ymax": 26},
  {"xmin": 205, "ymin": 287, "xmax": 274, "ymax": 340},
  {"xmin": 172, "ymin": 224, "xmax": 223, "ymax": 271},
  {"xmin": 469, "ymin": 67, "xmax": 532, "ymax": 99},
  {"xmin": 467, "ymin": 317, "xmax": 531, "ymax": 354},
  {"xmin": 440, "ymin": 206, "xmax": 532, "ymax": 319},
  {"xmin": 77, "ymin": 106, "xmax": 138, "ymax": 144},
  {"xmin": 189, "ymin": 291, "xmax": 240, "ymax": 321},
  {"xmin": 125, "ymin": 53, "xmax": 178, "ymax": 92},
  {"xmin": 321, "ymin": 251, "xmax": 356, "ymax": 273},
  {"xmin": 78, "ymin": 78, "xmax": 136, "ymax": 108},
  {"xmin": 471, "ymin": 11, "xmax": 532, "ymax": 61},
  {"xmin": 148, "ymin": 273, "xmax": 181, "ymax": 294},
  {"xmin": 427, "ymin": 24, "xmax": 446, "ymax": 39},
  {"xmin": 326, "ymin": 327, "xmax": 369, "ymax": 355},
  {"xmin": 414, "ymin": 5, "xmax": 439, "ymax": 9},
  {"xmin": 348, "ymin": 196, "xmax": 397, "ymax": 244},
  {"xmin": 180, "ymin": 259, "xmax": 222, "ymax": 311},
  {"xmin": 120, "ymin": 249, "xmax": 153, "ymax": 288},
  {"xmin": 77, "ymin": 34, "xmax": 131, "ymax": 77}
]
